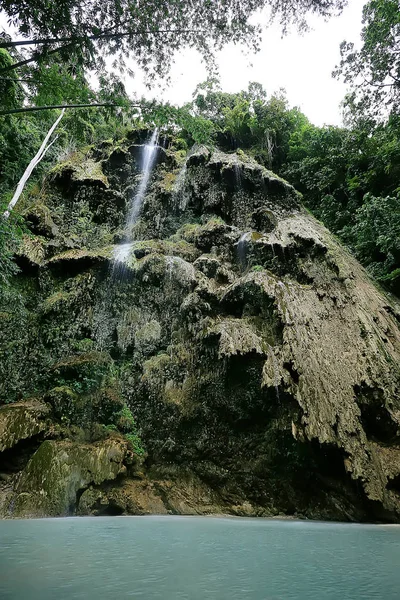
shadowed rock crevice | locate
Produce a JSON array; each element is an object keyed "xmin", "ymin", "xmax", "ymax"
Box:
[
  {"xmin": 0, "ymin": 435, "xmax": 44, "ymax": 478},
  {"xmin": 387, "ymin": 474, "xmax": 400, "ymax": 495},
  {"xmin": 354, "ymin": 383, "xmax": 399, "ymax": 445}
]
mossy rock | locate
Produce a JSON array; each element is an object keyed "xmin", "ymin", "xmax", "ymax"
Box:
[
  {"xmin": 193, "ymin": 218, "xmax": 235, "ymax": 252},
  {"xmin": 132, "ymin": 239, "xmax": 200, "ymax": 262},
  {"xmin": 0, "ymin": 400, "xmax": 50, "ymax": 452},
  {"xmin": 12, "ymin": 438, "xmax": 129, "ymax": 517},
  {"xmin": 202, "ymin": 318, "xmax": 266, "ymax": 358},
  {"xmin": 24, "ymin": 203, "xmax": 59, "ymax": 238},
  {"xmin": 47, "ymin": 246, "xmax": 113, "ymax": 269},
  {"xmin": 51, "ymin": 157, "xmax": 109, "ymax": 188},
  {"xmin": 173, "ymin": 223, "xmax": 202, "ymax": 244},
  {"xmin": 40, "ymin": 289, "xmax": 76, "ymax": 315},
  {"xmin": 51, "ymin": 351, "xmax": 111, "ymax": 374},
  {"xmin": 17, "ymin": 235, "xmax": 46, "ymax": 266}
]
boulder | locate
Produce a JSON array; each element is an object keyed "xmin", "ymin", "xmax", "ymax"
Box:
[{"xmin": 11, "ymin": 438, "xmax": 129, "ymax": 517}]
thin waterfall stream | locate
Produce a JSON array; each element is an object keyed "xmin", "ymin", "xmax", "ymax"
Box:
[
  {"xmin": 165, "ymin": 156, "xmax": 189, "ymax": 281},
  {"xmin": 236, "ymin": 231, "xmax": 251, "ymax": 270},
  {"xmin": 174, "ymin": 159, "xmax": 188, "ymax": 210},
  {"xmin": 114, "ymin": 128, "xmax": 159, "ymax": 264},
  {"xmin": 94, "ymin": 129, "xmax": 159, "ymax": 348}
]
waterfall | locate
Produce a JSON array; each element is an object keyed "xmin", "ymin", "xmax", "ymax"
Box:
[
  {"xmin": 173, "ymin": 158, "xmax": 188, "ymax": 211},
  {"xmin": 236, "ymin": 232, "xmax": 250, "ymax": 271},
  {"xmin": 233, "ymin": 162, "xmax": 242, "ymax": 188},
  {"xmin": 163, "ymin": 157, "xmax": 189, "ymax": 281},
  {"xmin": 114, "ymin": 128, "xmax": 159, "ymax": 264},
  {"xmin": 94, "ymin": 129, "xmax": 159, "ymax": 349}
]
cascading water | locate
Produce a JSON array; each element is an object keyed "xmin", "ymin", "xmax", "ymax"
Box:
[
  {"xmin": 113, "ymin": 128, "xmax": 159, "ymax": 264},
  {"xmin": 164, "ymin": 156, "xmax": 189, "ymax": 281},
  {"xmin": 174, "ymin": 160, "xmax": 188, "ymax": 210},
  {"xmin": 94, "ymin": 129, "xmax": 159, "ymax": 348},
  {"xmin": 233, "ymin": 162, "xmax": 242, "ymax": 188},
  {"xmin": 236, "ymin": 232, "xmax": 251, "ymax": 271}
]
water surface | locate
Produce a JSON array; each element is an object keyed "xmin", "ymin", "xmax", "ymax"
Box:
[{"xmin": 0, "ymin": 516, "xmax": 399, "ymax": 599}]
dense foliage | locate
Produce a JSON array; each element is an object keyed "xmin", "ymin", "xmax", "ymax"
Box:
[
  {"xmin": 284, "ymin": 118, "xmax": 400, "ymax": 293},
  {"xmin": 0, "ymin": 0, "xmax": 347, "ymax": 82},
  {"xmin": 335, "ymin": 0, "xmax": 400, "ymax": 120}
]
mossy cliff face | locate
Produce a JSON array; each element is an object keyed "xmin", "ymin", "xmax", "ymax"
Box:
[{"xmin": 1, "ymin": 134, "xmax": 400, "ymax": 521}]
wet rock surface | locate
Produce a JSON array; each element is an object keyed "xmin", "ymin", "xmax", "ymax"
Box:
[{"xmin": 1, "ymin": 138, "xmax": 400, "ymax": 521}]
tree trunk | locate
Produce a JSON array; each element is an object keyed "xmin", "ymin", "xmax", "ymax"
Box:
[{"xmin": 3, "ymin": 109, "xmax": 65, "ymax": 219}]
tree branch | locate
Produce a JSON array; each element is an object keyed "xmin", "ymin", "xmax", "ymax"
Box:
[
  {"xmin": 0, "ymin": 77, "xmax": 33, "ymax": 82},
  {"xmin": 0, "ymin": 27, "xmax": 204, "ymax": 75},
  {"xmin": 0, "ymin": 103, "xmax": 141, "ymax": 116},
  {"xmin": 0, "ymin": 43, "xmax": 75, "ymax": 75},
  {"xmin": 0, "ymin": 29, "xmax": 205, "ymax": 49}
]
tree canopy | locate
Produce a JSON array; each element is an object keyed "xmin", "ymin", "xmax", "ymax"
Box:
[
  {"xmin": 335, "ymin": 0, "xmax": 400, "ymax": 121},
  {"xmin": 1, "ymin": 0, "xmax": 347, "ymax": 80}
]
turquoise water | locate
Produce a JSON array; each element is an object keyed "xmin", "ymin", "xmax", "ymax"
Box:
[{"xmin": 0, "ymin": 516, "xmax": 400, "ymax": 599}]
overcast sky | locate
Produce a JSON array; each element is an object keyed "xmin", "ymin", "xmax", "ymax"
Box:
[
  {"xmin": 1, "ymin": 0, "xmax": 365, "ymax": 126},
  {"xmin": 126, "ymin": 0, "xmax": 365, "ymax": 127}
]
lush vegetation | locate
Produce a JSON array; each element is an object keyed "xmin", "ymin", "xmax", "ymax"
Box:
[
  {"xmin": 162, "ymin": 72, "xmax": 397, "ymax": 295},
  {"xmin": 0, "ymin": 0, "xmax": 399, "ymax": 298},
  {"xmin": 334, "ymin": 0, "xmax": 400, "ymax": 119}
]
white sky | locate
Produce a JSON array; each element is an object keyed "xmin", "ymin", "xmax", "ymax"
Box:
[
  {"xmin": 126, "ymin": 0, "xmax": 365, "ymax": 126},
  {"xmin": 1, "ymin": 0, "xmax": 365, "ymax": 126}
]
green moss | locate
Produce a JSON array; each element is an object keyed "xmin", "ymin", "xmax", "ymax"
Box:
[
  {"xmin": 13, "ymin": 438, "xmax": 128, "ymax": 516},
  {"xmin": 173, "ymin": 223, "xmax": 201, "ymax": 243},
  {"xmin": 131, "ymin": 253, "xmax": 168, "ymax": 282},
  {"xmin": 132, "ymin": 239, "xmax": 199, "ymax": 263},
  {"xmin": 111, "ymin": 404, "xmax": 145, "ymax": 456},
  {"xmin": 125, "ymin": 432, "xmax": 145, "ymax": 456},
  {"xmin": 23, "ymin": 203, "xmax": 58, "ymax": 237},
  {"xmin": 0, "ymin": 401, "xmax": 49, "ymax": 452},
  {"xmin": 18, "ymin": 234, "xmax": 46, "ymax": 265},
  {"xmin": 160, "ymin": 171, "xmax": 177, "ymax": 192},
  {"xmin": 50, "ymin": 156, "xmax": 109, "ymax": 188},
  {"xmin": 251, "ymin": 265, "xmax": 264, "ymax": 272},
  {"xmin": 142, "ymin": 353, "xmax": 172, "ymax": 379},
  {"xmin": 47, "ymin": 246, "xmax": 113, "ymax": 265},
  {"xmin": 72, "ymin": 338, "xmax": 95, "ymax": 353},
  {"xmin": 41, "ymin": 290, "xmax": 74, "ymax": 314},
  {"xmin": 52, "ymin": 351, "xmax": 111, "ymax": 372},
  {"xmin": 135, "ymin": 320, "xmax": 162, "ymax": 343}
]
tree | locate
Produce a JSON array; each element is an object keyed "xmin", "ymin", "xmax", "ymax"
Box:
[
  {"xmin": 3, "ymin": 109, "xmax": 65, "ymax": 219},
  {"xmin": 283, "ymin": 112, "xmax": 400, "ymax": 294},
  {"xmin": 0, "ymin": 48, "xmax": 133, "ymax": 205},
  {"xmin": 191, "ymin": 81, "xmax": 308, "ymax": 169},
  {"xmin": 335, "ymin": 0, "xmax": 400, "ymax": 120},
  {"xmin": 0, "ymin": 0, "xmax": 348, "ymax": 82},
  {"xmin": 342, "ymin": 193, "xmax": 400, "ymax": 294}
]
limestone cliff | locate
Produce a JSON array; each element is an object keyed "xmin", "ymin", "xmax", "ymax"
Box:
[{"xmin": 0, "ymin": 134, "xmax": 399, "ymax": 521}]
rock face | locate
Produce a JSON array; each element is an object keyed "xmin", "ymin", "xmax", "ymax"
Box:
[
  {"xmin": 1, "ymin": 135, "xmax": 400, "ymax": 521},
  {"xmin": 11, "ymin": 438, "xmax": 129, "ymax": 517},
  {"xmin": 0, "ymin": 401, "xmax": 49, "ymax": 452}
]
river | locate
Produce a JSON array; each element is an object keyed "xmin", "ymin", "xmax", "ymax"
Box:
[{"xmin": 0, "ymin": 516, "xmax": 399, "ymax": 599}]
